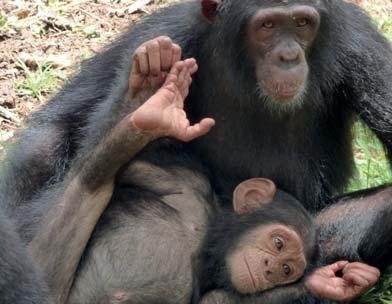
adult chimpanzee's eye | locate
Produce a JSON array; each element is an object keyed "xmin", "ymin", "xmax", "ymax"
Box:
[
  {"xmin": 262, "ymin": 21, "xmax": 274, "ymax": 28},
  {"xmin": 283, "ymin": 264, "xmax": 291, "ymax": 275},
  {"xmin": 273, "ymin": 237, "xmax": 284, "ymax": 250},
  {"xmin": 296, "ymin": 18, "xmax": 309, "ymax": 27}
]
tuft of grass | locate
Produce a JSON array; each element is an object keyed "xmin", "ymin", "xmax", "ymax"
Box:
[
  {"xmin": 80, "ymin": 24, "xmax": 99, "ymax": 38},
  {"xmin": 16, "ymin": 60, "xmax": 65, "ymax": 103},
  {"xmin": 346, "ymin": 121, "xmax": 391, "ymax": 192},
  {"xmin": 359, "ymin": 273, "xmax": 392, "ymax": 304},
  {"xmin": 0, "ymin": 14, "xmax": 8, "ymax": 28},
  {"xmin": 374, "ymin": 16, "xmax": 392, "ymax": 41}
]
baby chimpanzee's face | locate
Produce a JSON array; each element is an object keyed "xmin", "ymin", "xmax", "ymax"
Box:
[{"xmin": 227, "ymin": 223, "xmax": 306, "ymax": 294}]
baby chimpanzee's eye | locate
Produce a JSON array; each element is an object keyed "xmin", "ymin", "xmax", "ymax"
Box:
[
  {"xmin": 283, "ymin": 264, "xmax": 291, "ymax": 275},
  {"xmin": 273, "ymin": 237, "xmax": 284, "ymax": 250}
]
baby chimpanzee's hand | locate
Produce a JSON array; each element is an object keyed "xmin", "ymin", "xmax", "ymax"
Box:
[
  {"xmin": 130, "ymin": 59, "xmax": 215, "ymax": 142},
  {"xmin": 305, "ymin": 261, "xmax": 380, "ymax": 301}
]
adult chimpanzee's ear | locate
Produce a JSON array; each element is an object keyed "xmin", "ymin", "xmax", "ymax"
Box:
[
  {"xmin": 201, "ymin": 0, "xmax": 221, "ymax": 22},
  {"xmin": 233, "ymin": 178, "xmax": 276, "ymax": 214}
]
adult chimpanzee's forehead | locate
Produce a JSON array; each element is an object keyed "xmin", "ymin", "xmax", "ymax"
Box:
[
  {"xmin": 258, "ymin": 0, "xmax": 322, "ymax": 5},
  {"xmin": 220, "ymin": 0, "xmax": 326, "ymax": 18},
  {"xmin": 228, "ymin": 0, "xmax": 324, "ymax": 8}
]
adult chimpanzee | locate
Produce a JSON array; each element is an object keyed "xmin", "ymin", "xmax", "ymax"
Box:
[
  {"xmin": 1, "ymin": 0, "xmax": 392, "ymax": 302},
  {"xmin": 26, "ymin": 61, "xmax": 379, "ymax": 304},
  {"xmin": 0, "ymin": 211, "xmax": 48, "ymax": 304}
]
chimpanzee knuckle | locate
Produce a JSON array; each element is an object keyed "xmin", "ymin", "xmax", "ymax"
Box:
[
  {"xmin": 146, "ymin": 43, "xmax": 161, "ymax": 74},
  {"xmin": 133, "ymin": 46, "xmax": 146, "ymax": 58},
  {"xmin": 172, "ymin": 44, "xmax": 182, "ymax": 62},
  {"xmin": 146, "ymin": 40, "xmax": 160, "ymax": 53},
  {"xmin": 158, "ymin": 36, "xmax": 173, "ymax": 49}
]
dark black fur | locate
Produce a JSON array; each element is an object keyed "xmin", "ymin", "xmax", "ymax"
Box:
[
  {"xmin": 192, "ymin": 192, "xmax": 318, "ymax": 303},
  {"xmin": 0, "ymin": 0, "xmax": 392, "ymax": 303},
  {"xmin": 0, "ymin": 211, "xmax": 48, "ymax": 304}
]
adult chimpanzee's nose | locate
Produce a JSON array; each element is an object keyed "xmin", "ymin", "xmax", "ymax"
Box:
[
  {"xmin": 279, "ymin": 47, "xmax": 300, "ymax": 63},
  {"xmin": 273, "ymin": 43, "xmax": 302, "ymax": 68}
]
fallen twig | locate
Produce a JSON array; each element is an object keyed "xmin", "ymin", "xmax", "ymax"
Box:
[{"xmin": 0, "ymin": 106, "xmax": 20, "ymax": 125}]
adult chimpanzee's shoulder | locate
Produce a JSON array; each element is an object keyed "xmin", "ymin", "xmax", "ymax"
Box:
[{"xmin": 325, "ymin": 0, "xmax": 391, "ymax": 58}]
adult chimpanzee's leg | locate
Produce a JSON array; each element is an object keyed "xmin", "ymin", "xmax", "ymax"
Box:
[
  {"xmin": 28, "ymin": 59, "xmax": 210, "ymax": 304},
  {"xmin": 0, "ymin": 211, "xmax": 49, "ymax": 304},
  {"xmin": 316, "ymin": 185, "xmax": 392, "ymax": 270},
  {"xmin": 28, "ymin": 108, "xmax": 152, "ymax": 304}
]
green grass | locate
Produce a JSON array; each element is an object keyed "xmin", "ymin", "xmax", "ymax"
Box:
[
  {"xmin": 347, "ymin": 121, "xmax": 391, "ymax": 192},
  {"xmin": 373, "ymin": 14, "xmax": 392, "ymax": 41},
  {"xmin": 16, "ymin": 60, "xmax": 65, "ymax": 103},
  {"xmin": 359, "ymin": 273, "xmax": 392, "ymax": 304}
]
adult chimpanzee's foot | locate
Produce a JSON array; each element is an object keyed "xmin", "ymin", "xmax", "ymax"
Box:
[{"xmin": 130, "ymin": 36, "xmax": 184, "ymax": 101}]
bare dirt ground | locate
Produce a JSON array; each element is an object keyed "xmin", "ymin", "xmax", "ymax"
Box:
[
  {"xmin": 0, "ymin": 0, "xmax": 175, "ymax": 147},
  {"xmin": 0, "ymin": 0, "xmax": 391, "ymax": 147}
]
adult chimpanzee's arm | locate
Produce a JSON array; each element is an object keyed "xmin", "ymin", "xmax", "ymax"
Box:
[
  {"xmin": 317, "ymin": 185, "xmax": 392, "ymax": 270},
  {"xmin": 337, "ymin": 2, "xmax": 392, "ymax": 153}
]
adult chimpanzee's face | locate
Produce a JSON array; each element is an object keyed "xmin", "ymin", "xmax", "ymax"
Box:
[
  {"xmin": 227, "ymin": 223, "xmax": 307, "ymax": 294},
  {"xmin": 247, "ymin": 5, "xmax": 320, "ymax": 106}
]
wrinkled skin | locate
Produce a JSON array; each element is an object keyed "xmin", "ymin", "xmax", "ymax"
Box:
[{"xmin": 227, "ymin": 224, "xmax": 307, "ymax": 294}]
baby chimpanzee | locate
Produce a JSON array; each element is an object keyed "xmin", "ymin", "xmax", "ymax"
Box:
[{"xmin": 192, "ymin": 177, "xmax": 318, "ymax": 303}]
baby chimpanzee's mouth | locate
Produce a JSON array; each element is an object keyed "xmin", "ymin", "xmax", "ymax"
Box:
[{"xmin": 243, "ymin": 256, "xmax": 257, "ymax": 291}]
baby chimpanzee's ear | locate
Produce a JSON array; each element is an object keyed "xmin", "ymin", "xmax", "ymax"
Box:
[
  {"xmin": 201, "ymin": 0, "xmax": 222, "ymax": 22},
  {"xmin": 233, "ymin": 178, "xmax": 276, "ymax": 214}
]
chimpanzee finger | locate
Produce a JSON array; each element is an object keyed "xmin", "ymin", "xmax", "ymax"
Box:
[
  {"xmin": 343, "ymin": 263, "xmax": 380, "ymax": 277},
  {"xmin": 183, "ymin": 58, "xmax": 198, "ymax": 74},
  {"xmin": 134, "ymin": 46, "xmax": 149, "ymax": 75},
  {"xmin": 171, "ymin": 44, "xmax": 182, "ymax": 65},
  {"xmin": 182, "ymin": 74, "xmax": 192, "ymax": 97},
  {"xmin": 179, "ymin": 74, "xmax": 192, "ymax": 98},
  {"xmin": 327, "ymin": 261, "xmax": 349, "ymax": 274},
  {"xmin": 343, "ymin": 271, "xmax": 371, "ymax": 288},
  {"xmin": 181, "ymin": 118, "xmax": 215, "ymax": 142},
  {"xmin": 165, "ymin": 61, "xmax": 185, "ymax": 86},
  {"xmin": 130, "ymin": 57, "xmax": 145, "ymax": 97},
  {"xmin": 343, "ymin": 268, "xmax": 380, "ymax": 285},
  {"xmin": 189, "ymin": 63, "xmax": 198, "ymax": 75},
  {"xmin": 178, "ymin": 66, "xmax": 188, "ymax": 88},
  {"xmin": 158, "ymin": 36, "xmax": 173, "ymax": 71},
  {"xmin": 146, "ymin": 40, "xmax": 161, "ymax": 76}
]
